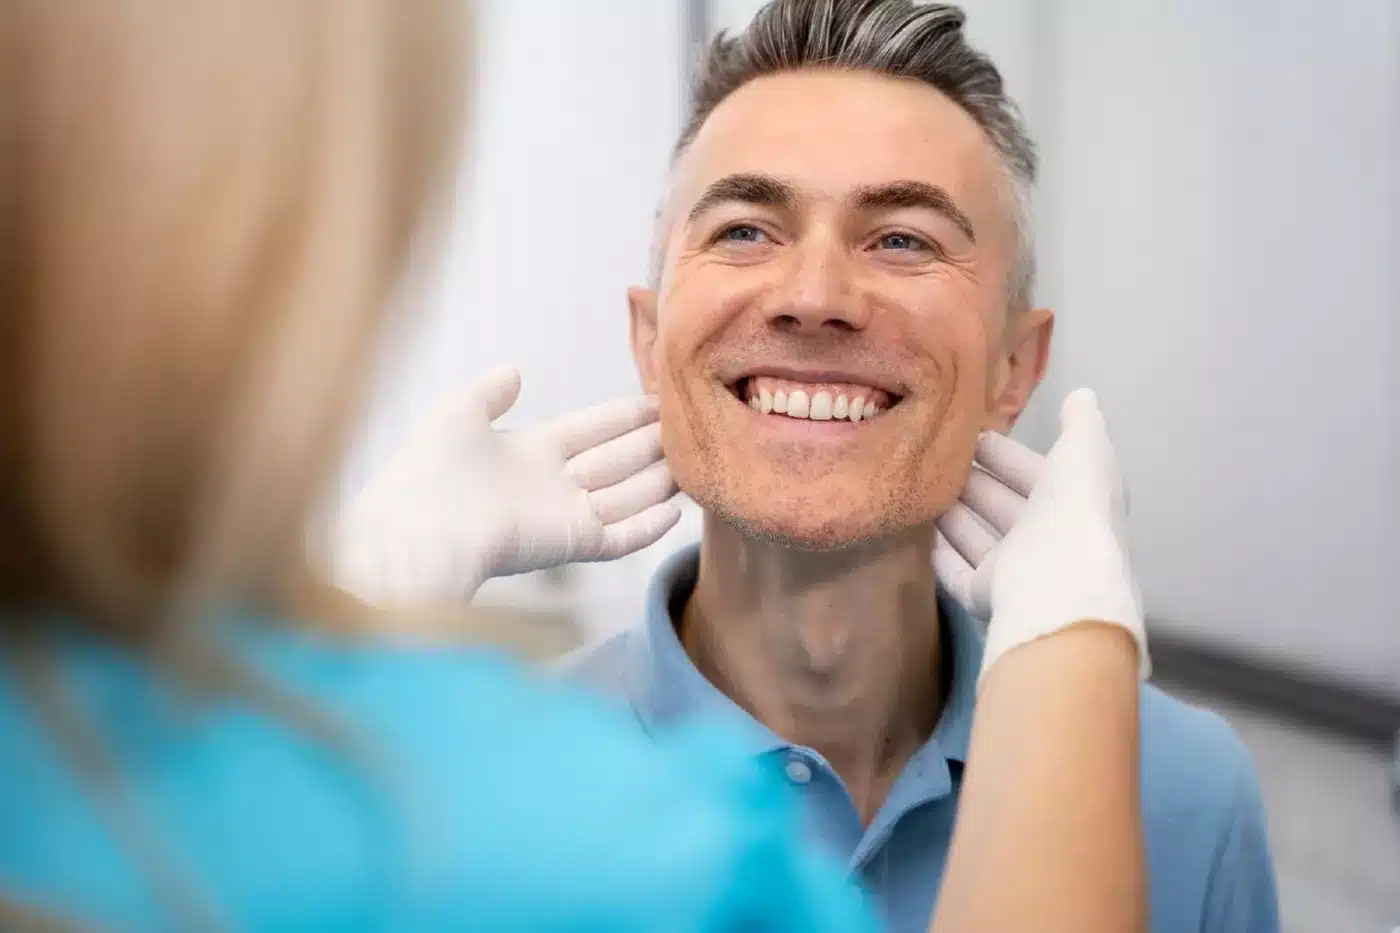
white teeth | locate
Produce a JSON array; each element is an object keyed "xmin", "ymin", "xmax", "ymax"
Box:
[{"xmin": 744, "ymin": 381, "xmax": 892, "ymax": 424}]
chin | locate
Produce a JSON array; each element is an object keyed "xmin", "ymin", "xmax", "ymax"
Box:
[
  {"xmin": 699, "ymin": 483, "xmax": 922, "ymax": 552},
  {"xmin": 734, "ymin": 519, "xmax": 885, "ymax": 553},
  {"xmin": 664, "ymin": 400, "xmax": 973, "ymax": 552}
]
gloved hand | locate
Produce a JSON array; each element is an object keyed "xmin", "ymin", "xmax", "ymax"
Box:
[
  {"xmin": 331, "ymin": 366, "xmax": 681, "ymax": 606},
  {"xmin": 934, "ymin": 428, "xmax": 1044, "ymax": 621},
  {"xmin": 942, "ymin": 390, "xmax": 1149, "ymax": 687}
]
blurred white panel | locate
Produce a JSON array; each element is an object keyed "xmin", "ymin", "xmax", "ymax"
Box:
[
  {"xmin": 1045, "ymin": 0, "xmax": 1399, "ymax": 692},
  {"xmin": 708, "ymin": 0, "xmax": 767, "ymax": 34},
  {"xmin": 346, "ymin": 0, "xmax": 684, "ymax": 494},
  {"xmin": 338, "ymin": 1, "xmax": 687, "ymax": 638}
]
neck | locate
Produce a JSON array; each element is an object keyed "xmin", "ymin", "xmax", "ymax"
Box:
[{"xmin": 682, "ymin": 516, "xmax": 944, "ymax": 823}]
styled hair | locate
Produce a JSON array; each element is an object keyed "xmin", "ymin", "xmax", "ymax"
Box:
[{"xmin": 664, "ymin": 0, "xmax": 1037, "ymax": 308}]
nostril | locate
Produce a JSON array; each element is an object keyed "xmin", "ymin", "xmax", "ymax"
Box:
[{"xmin": 770, "ymin": 314, "xmax": 859, "ymax": 333}]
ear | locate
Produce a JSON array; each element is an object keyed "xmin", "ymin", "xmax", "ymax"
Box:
[
  {"xmin": 985, "ymin": 308, "xmax": 1054, "ymax": 433},
  {"xmin": 627, "ymin": 285, "xmax": 660, "ymax": 393}
]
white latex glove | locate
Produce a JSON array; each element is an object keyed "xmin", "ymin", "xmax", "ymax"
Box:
[
  {"xmin": 934, "ymin": 429, "xmax": 1044, "ymax": 621},
  {"xmin": 953, "ymin": 390, "xmax": 1149, "ymax": 688},
  {"xmin": 331, "ymin": 366, "xmax": 681, "ymax": 606}
]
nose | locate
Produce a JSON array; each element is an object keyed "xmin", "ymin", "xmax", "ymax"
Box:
[{"xmin": 764, "ymin": 234, "xmax": 871, "ymax": 333}]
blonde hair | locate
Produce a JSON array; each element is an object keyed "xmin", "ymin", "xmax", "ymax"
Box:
[
  {"xmin": 0, "ymin": 2, "xmax": 501, "ymax": 929},
  {"xmin": 0, "ymin": 0, "xmax": 465, "ymax": 635}
]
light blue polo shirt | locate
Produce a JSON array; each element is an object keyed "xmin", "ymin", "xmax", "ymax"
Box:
[{"xmin": 561, "ymin": 544, "xmax": 1282, "ymax": 933}]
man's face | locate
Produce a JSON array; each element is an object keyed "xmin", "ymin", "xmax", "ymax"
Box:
[{"xmin": 630, "ymin": 70, "xmax": 1051, "ymax": 550}]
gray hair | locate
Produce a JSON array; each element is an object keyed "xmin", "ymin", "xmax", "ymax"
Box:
[{"xmin": 655, "ymin": 0, "xmax": 1037, "ymax": 310}]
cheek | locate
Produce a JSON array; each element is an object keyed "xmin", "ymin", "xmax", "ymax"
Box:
[
  {"xmin": 650, "ymin": 283, "xmax": 743, "ymax": 412},
  {"xmin": 907, "ymin": 311, "xmax": 994, "ymax": 484},
  {"xmin": 651, "ymin": 323, "xmax": 716, "ymax": 485},
  {"xmin": 654, "ymin": 328, "xmax": 699, "ymax": 413},
  {"xmin": 652, "ymin": 291, "xmax": 707, "ymax": 373},
  {"xmin": 908, "ymin": 302, "xmax": 994, "ymax": 406}
]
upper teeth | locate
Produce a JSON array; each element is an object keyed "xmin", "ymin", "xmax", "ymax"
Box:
[{"xmin": 743, "ymin": 378, "xmax": 888, "ymax": 422}]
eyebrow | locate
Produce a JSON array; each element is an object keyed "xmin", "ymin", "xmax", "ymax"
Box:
[
  {"xmin": 686, "ymin": 173, "xmax": 798, "ymax": 224},
  {"xmin": 685, "ymin": 173, "xmax": 977, "ymax": 244},
  {"xmin": 852, "ymin": 181, "xmax": 977, "ymax": 244}
]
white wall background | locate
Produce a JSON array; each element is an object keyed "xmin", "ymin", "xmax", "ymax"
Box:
[
  {"xmin": 342, "ymin": 0, "xmax": 695, "ymax": 635},
  {"xmin": 1036, "ymin": 0, "xmax": 1399, "ymax": 695},
  {"xmin": 344, "ymin": 0, "xmax": 1399, "ymax": 695}
]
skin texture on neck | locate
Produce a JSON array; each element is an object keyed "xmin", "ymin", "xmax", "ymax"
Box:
[{"xmin": 681, "ymin": 514, "xmax": 944, "ymax": 823}]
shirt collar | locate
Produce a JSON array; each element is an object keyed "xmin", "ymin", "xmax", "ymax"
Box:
[{"xmin": 625, "ymin": 542, "xmax": 983, "ymax": 764}]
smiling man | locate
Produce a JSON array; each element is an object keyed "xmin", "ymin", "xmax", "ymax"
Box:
[{"xmin": 562, "ymin": 2, "xmax": 1279, "ymax": 932}]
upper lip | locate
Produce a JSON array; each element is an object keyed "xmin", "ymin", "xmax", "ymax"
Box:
[{"xmin": 729, "ymin": 364, "xmax": 906, "ymax": 397}]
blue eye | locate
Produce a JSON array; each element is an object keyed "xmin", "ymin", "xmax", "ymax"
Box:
[
  {"xmin": 877, "ymin": 232, "xmax": 929, "ymax": 251},
  {"xmin": 718, "ymin": 224, "xmax": 768, "ymax": 244}
]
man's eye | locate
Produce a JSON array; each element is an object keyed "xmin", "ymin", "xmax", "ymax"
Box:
[
  {"xmin": 876, "ymin": 232, "xmax": 930, "ymax": 252},
  {"xmin": 717, "ymin": 224, "xmax": 769, "ymax": 244}
]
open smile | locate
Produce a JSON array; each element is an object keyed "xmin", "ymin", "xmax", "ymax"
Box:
[{"xmin": 724, "ymin": 368, "xmax": 906, "ymax": 434}]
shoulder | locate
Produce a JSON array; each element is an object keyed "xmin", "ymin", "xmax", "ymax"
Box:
[
  {"xmin": 550, "ymin": 628, "xmax": 636, "ymax": 699},
  {"xmin": 0, "ymin": 630, "xmax": 876, "ymax": 932},
  {"xmin": 1138, "ymin": 685, "xmax": 1280, "ymax": 931},
  {"xmin": 298, "ymin": 641, "xmax": 876, "ymax": 931},
  {"xmin": 250, "ymin": 632, "xmax": 652, "ymax": 783},
  {"xmin": 1138, "ymin": 684, "xmax": 1260, "ymax": 819}
]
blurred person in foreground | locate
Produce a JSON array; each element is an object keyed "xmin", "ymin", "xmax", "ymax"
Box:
[
  {"xmin": 1, "ymin": 2, "xmax": 1150, "ymax": 932},
  {"xmin": 342, "ymin": 2, "xmax": 1281, "ymax": 932}
]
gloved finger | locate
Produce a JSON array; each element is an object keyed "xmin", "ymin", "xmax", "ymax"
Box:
[
  {"xmin": 935, "ymin": 500, "xmax": 999, "ymax": 567},
  {"xmin": 586, "ymin": 500, "xmax": 684, "ymax": 562},
  {"xmin": 467, "ymin": 366, "xmax": 523, "ymax": 423},
  {"xmin": 588, "ymin": 459, "xmax": 677, "ymax": 526},
  {"xmin": 967, "ymin": 547, "xmax": 997, "ymax": 621},
  {"xmin": 933, "ymin": 530, "xmax": 978, "ymax": 608},
  {"xmin": 1058, "ymin": 387, "xmax": 1107, "ymax": 437},
  {"xmin": 958, "ymin": 465, "xmax": 1026, "ymax": 536},
  {"xmin": 972, "ymin": 430, "xmax": 1043, "ymax": 499},
  {"xmin": 1052, "ymin": 387, "xmax": 1126, "ymax": 506},
  {"xmin": 565, "ymin": 422, "xmax": 664, "ymax": 492},
  {"xmin": 545, "ymin": 395, "xmax": 660, "ymax": 460}
]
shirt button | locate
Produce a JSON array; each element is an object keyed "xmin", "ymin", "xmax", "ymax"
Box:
[{"xmin": 784, "ymin": 757, "xmax": 813, "ymax": 785}]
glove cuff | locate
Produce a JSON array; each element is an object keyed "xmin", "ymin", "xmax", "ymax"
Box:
[{"xmin": 977, "ymin": 599, "xmax": 1151, "ymax": 693}]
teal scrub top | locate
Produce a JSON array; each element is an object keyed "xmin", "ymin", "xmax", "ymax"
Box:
[{"xmin": 0, "ymin": 615, "xmax": 880, "ymax": 932}]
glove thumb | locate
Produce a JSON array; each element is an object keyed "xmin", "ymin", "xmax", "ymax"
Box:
[{"xmin": 469, "ymin": 366, "xmax": 523, "ymax": 423}]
